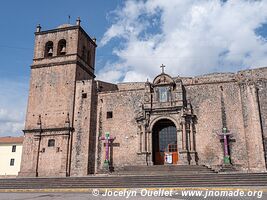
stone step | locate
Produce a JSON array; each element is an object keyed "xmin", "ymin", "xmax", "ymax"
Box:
[
  {"xmin": 219, "ymin": 165, "xmax": 239, "ymax": 173},
  {"xmin": 1, "ymin": 173, "xmax": 267, "ymax": 189},
  {"xmin": 122, "ymin": 165, "xmax": 211, "ymax": 169},
  {"xmin": 1, "ymin": 173, "xmax": 267, "ymax": 182},
  {"xmin": 1, "ymin": 181, "xmax": 267, "ymax": 189},
  {"xmin": 115, "ymin": 165, "xmax": 216, "ymax": 174},
  {"xmin": 1, "ymin": 178, "xmax": 267, "ymax": 185}
]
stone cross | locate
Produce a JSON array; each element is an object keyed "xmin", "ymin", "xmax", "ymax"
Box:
[
  {"xmin": 218, "ymin": 127, "xmax": 232, "ymax": 165},
  {"xmin": 160, "ymin": 64, "xmax": 166, "ymax": 73},
  {"xmin": 99, "ymin": 132, "xmax": 116, "ymax": 167}
]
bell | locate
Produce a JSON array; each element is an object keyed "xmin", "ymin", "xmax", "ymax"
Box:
[
  {"xmin": 48, "ymin": 48, "xmax": 53, "ymax": 56},
  {"xmin": 60, "ymin": 46, "xmax": 66, "ymax": 54}
]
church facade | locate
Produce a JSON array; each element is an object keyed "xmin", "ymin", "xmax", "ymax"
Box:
[{"xmin": 19, "ymin": 21, "xmax": 267, "ymax": 177}]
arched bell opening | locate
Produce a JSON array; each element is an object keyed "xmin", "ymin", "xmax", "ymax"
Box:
[
  {"xmin": 57, "ymin": 39, "xmax": 67, "ymax": 55},
  {"xmin": 44, "ymin": 41, "xmax": 53, "ymax": 57}
]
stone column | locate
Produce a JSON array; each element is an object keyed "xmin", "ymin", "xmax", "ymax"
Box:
[
  {"xmin": 182, "ymin": 121, "xmax": 186, "ymax": 150},
  {"xmin": 147, "ymin": 131, "xmax": 153, "ymax": 165},
  {"xmin": 146, "ymin": 132, "xmax": 148, "ymax": 152},
  {"xmin": 147, "ymin": 131, "xmax": 152, "ymax": 153},
  {"xmin": 190, "ymin": 120, "xmax": 194, "ymax": 151},
  {"xmin": 139, "ymin": 131, "xmax": 143, "ymax": 153},
  {"xmin": 35, "ymin": 134, "xmax": 41, "ymax": 177},
  {"xmin": 176, "ymin": 129, "xmax": 180, "ymax": 165},
  {"xmin": 136, "ymin": 125, "xmax": 147, "ymax": 165},
  {"xmin": 177, "ymin": 119, "xmax": 190, "ymax": 165},
  {"xmin": 186, "ymin": 123, "xmax": 191, "ymax": 151}
]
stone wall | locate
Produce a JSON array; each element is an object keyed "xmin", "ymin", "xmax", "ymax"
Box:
[
  {"xmin": 257, "ymin": 80, "xmax": 267, "ymax": 163},
  {"xmin": 20, "ymin": 23, "xmax": 267, "ymax": 176},
  {"xmin": 19, "ymin": 133, "xmax": 38, "ymax": 177},
  {"xmin": 71, "ymin": 79, "xmax": 97, "ymax": 176},
  {"xmin": 239, "ymin": 82, "xmax": 266, "ymax": 171},
  {"xmin": 94, "ymin": 68, "xmax": 267, "ymax": 172},
  {"xmin": 96, "ymin": 89, "xmax": 144, "ymax": 170},
  {"xmin": 20, "ymin": 25, "xmax": 96, "ymax": 177},
  {"xmin": 25, "ymin": 65, "xmax": 77, "ymax": 130},
  {"xmin": 37, "ymin": 131, "xmax": 69, "ymax": 177},
  {"xmin": 117, "ymin": 82, "xmax": 145, "ymax": 91},
  {"xmin": 184, "ymin": 82, "xmax": 248, "ymax": 170},
  {"xmin": 96, "ymin": 80, "xmax": 118, "ymax": 92},
  {"xmin": 33, "ymin": 28, "xmax": 79, "ymax": 60}
]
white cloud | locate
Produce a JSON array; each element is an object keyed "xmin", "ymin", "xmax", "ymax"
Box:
[
  {"xmin": 96, "ymin": 69, "xmax": 123, "ymax": 83},
  {"xmin": 0, "ymin": 79, "xmax": 28, "ymax": 136},
  {"xmin": 98, "ymin": 0, "xmax": 267, "ymax": 82}
]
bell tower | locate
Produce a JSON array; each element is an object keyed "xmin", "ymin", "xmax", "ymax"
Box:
[{"xmin": 19, "ymin": 18, "xmax": 97, "ymax": 177}]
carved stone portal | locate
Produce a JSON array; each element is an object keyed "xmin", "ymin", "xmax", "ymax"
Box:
[{"xmin": 135, "ymin": 70, "xmax": 198, "ymax": 166}]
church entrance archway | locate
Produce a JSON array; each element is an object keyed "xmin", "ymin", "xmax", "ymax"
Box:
[{"xmin": 152, "ymin": 119, "xmax": 178, "ymax": 165}]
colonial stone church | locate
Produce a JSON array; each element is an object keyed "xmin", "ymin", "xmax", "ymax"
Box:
[{"xmin": 19, "ymin": 20, "xmax": 267, "ymax": 177}]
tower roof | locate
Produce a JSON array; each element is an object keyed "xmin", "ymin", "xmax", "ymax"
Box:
[{"xmin": 57, "ymin": 24, "xmax": 73, "ymax": 29}]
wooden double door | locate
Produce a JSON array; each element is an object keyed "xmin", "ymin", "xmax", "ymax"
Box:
[{"xmin": 152, "ymin": 119, "xmax": 178, "ymax": 165}]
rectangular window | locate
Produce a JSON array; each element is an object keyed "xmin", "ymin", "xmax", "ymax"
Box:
[
  {"xmin": 107, "ymin": 111, "xmax": 113, "ymax": 119},
  {"xmin": 12, "ymin": 145, "xmax": 16, "ymax": 152},
  {"xmin": 82, "ymin": 93, "xmax": 87, "ymax": 98},
  {"xmin": 48, "ymin": 139, "xmax": 55, "ymax": 147},
  {"xmin": 10, "ymin": 158, "xmax": 15, "ymax": 166},
  {"xmin": 159, "ymin": 87, "xmax": 168, "ymax": 102}
]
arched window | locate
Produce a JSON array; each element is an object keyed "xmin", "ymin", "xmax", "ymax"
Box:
[
  {"xmin": 57, "ymin": 39, "xmax": 66, "ymax": 55},
  {"xmin": 44, "ymin": 41, "xmax": 53, "ymax": 57}
]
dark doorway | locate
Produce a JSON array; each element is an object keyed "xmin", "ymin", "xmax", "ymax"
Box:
[{"xmin": 152, "ymin": 119, "xmax": 177, "ymax": 165}]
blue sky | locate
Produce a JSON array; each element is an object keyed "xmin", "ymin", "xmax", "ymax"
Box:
[
  {"xmin": 0, "ymin": 0, "xmax": 121, "ymax": 79},
  {"xmin": 1, "ymin": 0, "xmax": 267, "ymax": 136},
  {"xmin": 0, "ymin": 0, "xmax": 121, "ymax": 136}
]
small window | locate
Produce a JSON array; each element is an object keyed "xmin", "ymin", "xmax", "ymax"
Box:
[
  {"xmin": 12, "ymin": 145, "xmax": 16, "ymax": 152},
  {"xmin": 45, "ymin": 41, "xmax": 53, "ymax": 57},
  {"xmin": 107, "ymin": 111, "xmax": 113, "ymax": 119},
  {"xmin": 82, "ymin": 93, "xmax": 87, "ymax": 98},
  {"xmin": 10, "ymin": 158, "xmax": 15, "ymax": 166},
  {"xmin": 48, "ymin": 139, "xmax": 55, "ymax": 147}
]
